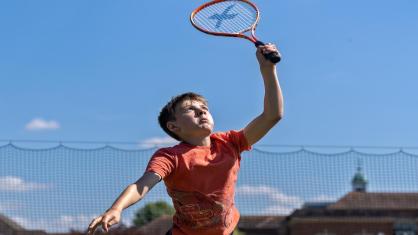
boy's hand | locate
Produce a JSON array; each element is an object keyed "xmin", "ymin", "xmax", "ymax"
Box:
[
  {"xmin": 87, "ymin": 208, "xmax": 121, "ymax": 235},
  {"xmin": 256, "ymin": 43, "xmax": 281, "ymax": 69}
]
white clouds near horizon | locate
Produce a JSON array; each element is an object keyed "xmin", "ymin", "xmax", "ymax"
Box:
[
  {"xmin": 309, "ymin": 194, "xmax": 339, "ymax": 203},
  {"xmin": 139, "ymin": 136, "xmax": 178, "ymax": 148},
  {"xmin": 0, "ymin": 176, "xmax": 51, "ymax": 192},
  {"xmin": 0, "ymin": 201, "xmax": 24, "ymax": 212},
  {"xmin": 11, "ymin": 214, "xmax": 133, "ymax": 233},
  {"xmin": 236, "ymin": 185, "xmax": 338, "ymax": 215},
  {"xmin": 25, "ymin": 118, "xmax": 60, "ymax": 131},
  {"xmin": 236, "ymin": 185, "xmax": 304, "ymax": 215}
]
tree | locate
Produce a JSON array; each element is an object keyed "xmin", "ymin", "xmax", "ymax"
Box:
[{"xmin": 133, "ymin": 201, "xmax": 175, "ymax": 227}]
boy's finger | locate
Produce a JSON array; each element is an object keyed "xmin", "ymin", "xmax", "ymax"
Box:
[
  {"xmin": 264, "ymin": 44, "xmax": 276, "ymax": 49},
  {"xmin": 102, "ymin": 219, "xmax": 113, "ymax": 232},
  {"xmin": 107, "ymin": 219, "xmax": 114, "ymax": 227},
  {"xmin": 88, "ymin": 226, "xmax": 97, "ymax": 235},
  {"xmin": 89, "ymin": 217, "xmax": 102, "ymax": 228},
  {"xmin": 88, "ymin": 220, "xmax": 97, "ymax": 231},
  {"xmin": 87, "ymin": 224, "xmax": 97, "ymax": 235},
  {"xmin": 263, "ymin": 46, "xmax": 279, "ymax": 54},
  {"xmin": 262, "ymin": 43, "xmax": 276, "ymax": 48}
]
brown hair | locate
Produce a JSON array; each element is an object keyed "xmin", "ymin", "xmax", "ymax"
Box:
[{"xmin": 158, "ymin": 92, "xmax": 208, "ymax": 141}]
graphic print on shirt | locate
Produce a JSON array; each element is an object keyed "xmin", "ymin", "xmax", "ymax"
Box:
[{"xmin": 168, "ymin": 189, "xmax": 234, "ymax": 229}]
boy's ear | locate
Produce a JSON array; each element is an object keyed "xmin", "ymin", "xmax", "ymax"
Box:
[{"xmin": 167, "ymin": 121, "xmax": 180, "ymax": 133}]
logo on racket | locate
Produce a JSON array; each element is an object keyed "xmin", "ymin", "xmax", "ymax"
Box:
[{"xmin": 208, "ymin": 4, "xmax": 238, "ymax": 28}]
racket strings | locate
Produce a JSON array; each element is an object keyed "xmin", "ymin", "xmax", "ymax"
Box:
[
  {"xmin": 210, "ymin": 2, "xmax": 254, "ymax": 29},
  {"xmin": 193, "ymin": 1, "xmax": 257, "ymax": 34},
  {"xmin": 197, "ymin": 3, "xmax": 253, "ymax": 32}
]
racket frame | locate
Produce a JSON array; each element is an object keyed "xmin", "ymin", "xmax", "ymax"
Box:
[{"xmin": 190, "ymin": 0, "xmax": 261, "ymax": 43}]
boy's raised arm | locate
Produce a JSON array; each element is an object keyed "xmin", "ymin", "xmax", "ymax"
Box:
[
  {"xmin": 87, "ymin": 172, "xmax": 161, "ymax": 235},
  {"xmin": 243, "ymin": 44, "xmax": 283, "ymax": 146}
]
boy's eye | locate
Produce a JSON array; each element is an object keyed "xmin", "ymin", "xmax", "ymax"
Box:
[{"xmin": 183, "ymin": 105, "xmax": 208, "ymax": 112}]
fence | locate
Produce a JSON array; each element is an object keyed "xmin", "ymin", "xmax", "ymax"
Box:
[{"xmin": 1, "ymin": 142, "xmax": 418, "ymax": 234}]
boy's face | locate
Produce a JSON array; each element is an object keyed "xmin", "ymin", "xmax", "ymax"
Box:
[{"xmin": 168, "ymin": 99, "xmax": 214, "ymax": 140}]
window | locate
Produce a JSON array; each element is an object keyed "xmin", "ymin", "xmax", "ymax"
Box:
[
  {"xmin": 395, "ymin": 232, "xmax": 415, "ymax": 235},
  {"xmin": 394, "ymin": 221, "xmax": 416, "ymax": 235}
]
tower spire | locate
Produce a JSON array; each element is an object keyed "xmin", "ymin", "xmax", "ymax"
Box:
[{"xmin": 352, "ymin": 159, "xmax": 367, "ymax": 192}]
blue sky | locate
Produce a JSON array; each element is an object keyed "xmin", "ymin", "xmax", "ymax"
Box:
[
  {"xmin": 1, "ymin": 0, "xmax": 418, "ymax": 233},
  {"xmin": 1, "ymin": 0, "xmax": 418, "ymax": 148}
]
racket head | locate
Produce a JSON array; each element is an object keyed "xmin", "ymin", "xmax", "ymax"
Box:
[{"xmin": 190, "ymin": 0, "xmax": 260, "ymax": 42}]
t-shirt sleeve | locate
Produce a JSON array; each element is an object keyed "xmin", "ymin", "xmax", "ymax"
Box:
[
  {"xmin": 145, "ymin": 148, "xmax": 176, "ymax": 179},
  {"xmin": 226, "ymin": 130, "xmax": 252, "ymax": 153}
]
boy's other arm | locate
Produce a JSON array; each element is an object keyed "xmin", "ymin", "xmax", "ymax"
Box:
[
  {"xmin": 243, "ymin": 44, "xmax": 283, "ymax": 146},
  {"xmin": 87, "ymin": 172, "xmax": 161, "ymax": 235}
]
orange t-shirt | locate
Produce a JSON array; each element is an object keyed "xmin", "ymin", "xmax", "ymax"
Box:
[{"xmin": 145, "ymin": 130, "xmax": 251, "ymax": 235}]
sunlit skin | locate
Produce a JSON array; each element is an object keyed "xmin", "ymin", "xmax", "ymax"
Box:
[{"xmin": 167, "ymin": 100, "xmax": 214, "ymax": 147}]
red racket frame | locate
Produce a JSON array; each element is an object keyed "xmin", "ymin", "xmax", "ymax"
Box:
[{"xmin": 190, "ymin": 0, "xmax": 261, "ymax": 43}]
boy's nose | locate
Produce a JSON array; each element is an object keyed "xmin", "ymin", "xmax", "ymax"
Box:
[{"xmin": 197, "ymin": 109, "xmax": 206, "ymax": 116}]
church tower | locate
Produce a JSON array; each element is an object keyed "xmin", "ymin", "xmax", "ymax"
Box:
[{"xmin": 352, "ymin": 160, "xmax": 367, "ymax": 192}]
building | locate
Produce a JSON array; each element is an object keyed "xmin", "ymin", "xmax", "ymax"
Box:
[
  {"xmin": 2, "ymin": 165, "xmax": 418, "ymax": 235},
  {"xmin": 238, "ymin": 215, "xmax": 285, "ymax": 235},
  {"xmin": 280, "ymin": 165, "xmax": 418, "ymax": 235}
]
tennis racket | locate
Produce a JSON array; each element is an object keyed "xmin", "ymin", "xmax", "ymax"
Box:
[{"xmin": 190, "ymin": 0, "xmax": 281, "ymax": 64}]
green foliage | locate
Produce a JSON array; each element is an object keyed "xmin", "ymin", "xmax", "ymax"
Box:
[
  {"xmin": 234, "ymin": 228, "xmax": 246, "ymax": 235},
  {"xmin": 133, "ymin": 201, "xmax": 175, "ymax": 227}
]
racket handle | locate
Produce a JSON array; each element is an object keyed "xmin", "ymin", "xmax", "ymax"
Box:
[{"xmin": 254, "ymin": 40, "xmax": 281, "ymax": 64}]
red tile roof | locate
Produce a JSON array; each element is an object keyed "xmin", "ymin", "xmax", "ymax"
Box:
[
  {"xmin": 136, "ymin": 215, "xmax": 172, "ymax": 235},
  {"xmin": 238, "ymin": 215, "xmax": 285, "ymax": 229},
  {"xmin": 131, "ymin": 215, "xmax": 285, "ymax": 234},
  {"xmin": 328, "ymin": 192, "xmax": 418, "ymax": 210}
]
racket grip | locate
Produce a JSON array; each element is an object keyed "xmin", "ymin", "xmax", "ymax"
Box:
[{"xmin": 254, "ymin": 40, "xmax": 281, "ymax": 64}]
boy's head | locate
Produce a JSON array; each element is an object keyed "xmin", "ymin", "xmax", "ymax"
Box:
[{"xmin": 158, "ymin": 92, "xmax": 214, "ymax": 141}]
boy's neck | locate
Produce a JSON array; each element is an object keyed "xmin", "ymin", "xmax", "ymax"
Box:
[{"xmin": 182, "ymin": 135, "xmax": 211, "ymax": 147}]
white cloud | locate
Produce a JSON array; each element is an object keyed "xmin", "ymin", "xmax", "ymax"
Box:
[
  {"xmin": 236, "ymin": 185, "xmax": 304, "ymax": 215},
  {"xmin": 309, "ymin": 194, "xmax": 338, "ymax": 203},
  {"xmin": 263, "ymin": 205, "xmax": 299, "ymax": 215},
  {"xmin": 25, "ymin": 118, "xmax": 60, "ymax": 131},
  {"xmin": 139, "ymin": 136, "xmax": 178, "ymax": 148},
  {"xmin": 0, "ymin": 176, "xmax": 51, "ymax": 192},
  {"xmin": 10, "ymin": 214, "xmax": 132, "ymax": 233},
  {"xmin": 11, "ymin": 215, "xmax": 90, "ymax": 232},
  {"xmin": 54, "ymin": 215, "xmax": 95, "ymax": 232},
  {"xmin": 0, "ymin": 201, "xmax": 24, "ymax": 211},
  {"xmin": 9, "ymin": 216, "xmax": 29, "ymax": 228}
]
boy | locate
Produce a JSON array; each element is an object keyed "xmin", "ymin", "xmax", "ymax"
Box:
[{"xmin": 87, "ymin": 44, "xmax": 283, "ymax": 235}]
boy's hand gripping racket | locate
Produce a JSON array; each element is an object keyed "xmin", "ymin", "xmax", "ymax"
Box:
[{"xmin": 190, "ymin": 0, "xmax": 281, "ymax": 64}]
